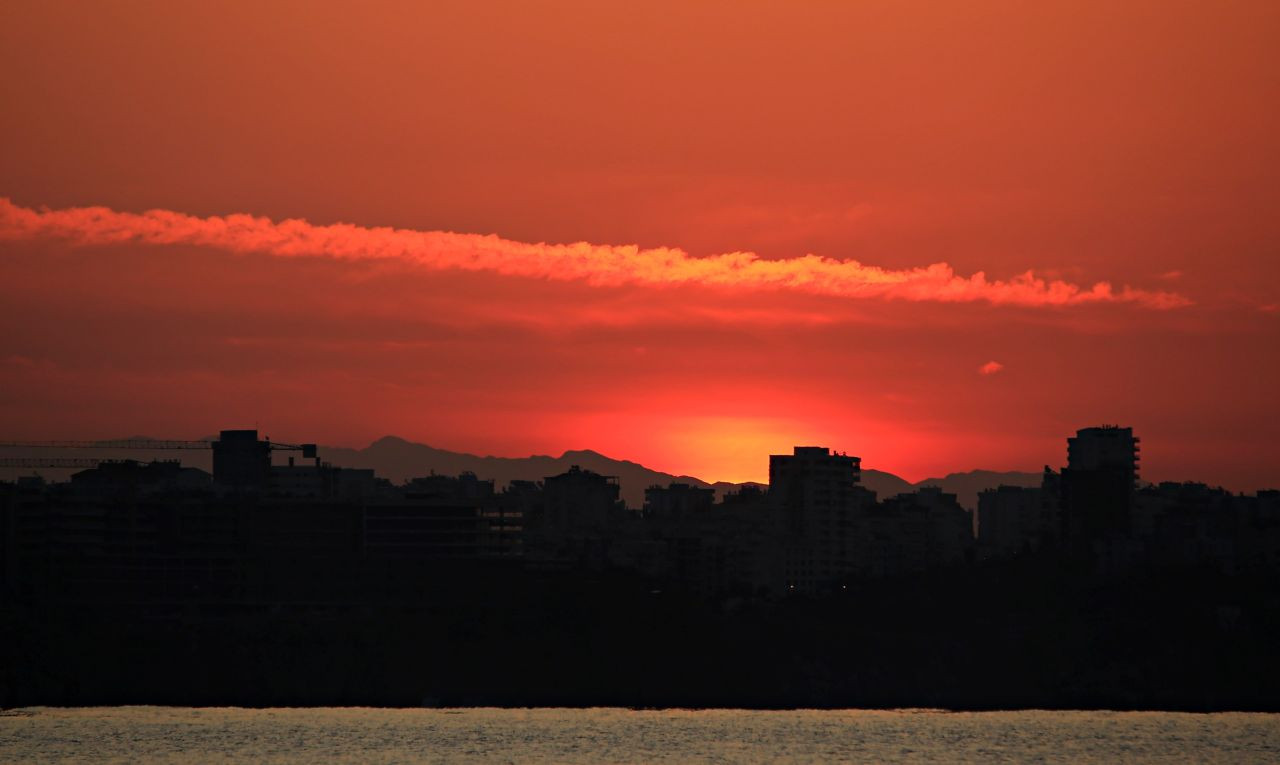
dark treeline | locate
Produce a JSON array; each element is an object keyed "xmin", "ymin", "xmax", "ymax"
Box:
[{"xmin": 2, "ymin": 426, "xmax": 1278, "ymax": 709}]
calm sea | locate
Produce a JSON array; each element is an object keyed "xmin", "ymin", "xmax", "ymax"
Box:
[{"xmin": 2, "ymin": 707, "xmax": 1278, "ymax": 763}]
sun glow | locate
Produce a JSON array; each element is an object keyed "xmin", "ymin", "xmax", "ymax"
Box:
[{"xmin": 649, "ymin": 415, "xmax": 837, "ymax": 484}]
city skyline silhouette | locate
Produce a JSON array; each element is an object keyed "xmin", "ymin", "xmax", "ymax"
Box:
[
  {"xmin": 2, "ymin": 417, "xmax": 1275, "ymax": 495},
  {"xmin": 3, "ymin": 422, "xmax": 1278, "ymax": 709}
]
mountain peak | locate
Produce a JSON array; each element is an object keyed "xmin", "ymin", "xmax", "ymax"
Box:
[{"xmin": 369, "ymin": 435, "xmax": 417, "ymax": 448}]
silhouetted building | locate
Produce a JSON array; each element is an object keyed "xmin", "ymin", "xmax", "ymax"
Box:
[
  {"xmin": 769, "ymin": 447, "xmax": 861, "ymax": 535},
  {"xmin": 542, "ymin": 466, "xmax": 622, "ymax": 532},
  {"xmin": 497, "ymin": 479, "xmax": 542, "ymax": 530},
  {"xmin": 702, "ymin": 484, "xmax": 779, "ymax": 596},
  {"xmin": 862, "ymin": 487, "xmax": 972, "ymax": 577},
  {"xmin": 1039, "ymin": 466, "xmax": 1062, "ymax": 546},
  {"xmin": 270, "ymin": 462, "xmax": 381, "ymax": 500},
  {"xmin": 382, "ymin": 471, "xmax": 521, "ymax": 560},
  {"xmin": 976, "ymin": 485, "xmax": 1044, "ymax": 557},
  {"xmin": 70, "ymin": 459, "xmax": 212, "ymax": 494},
  {"xmin": 768, "ymin": 446, "xmax": 872, "ymax": 593},
  {"xmin": 212, "ymin": 430, "xmax": 271, "ymax": 488},
  {"xmin": 1062, "ymin": 425, "xmax": 1139, "ymax": 550},
  {"xmin": 721, "ymin": 484, "xmax": 767, "ymax": 506},
  {"xmin": 1252, "ymin": 490, "xmax": 1280, "ymax": 569},
  {"xmin": 644, "ymin": 482, "xmax": 714, "ymax": 519},
  {"xmin": 1134, "ymin": 482, "xmax": 1242, "ymax": 570},
  {"xmin": 1068, "ymin": 426, "xmax": 1140, "ymax": 473},
  {"xmin": 528, "ymin": 466, "xmax": 625, "ymax": 569},
  {"xmin": 405, "ymin": 471, "xmax": 495, "ymax": 503}
]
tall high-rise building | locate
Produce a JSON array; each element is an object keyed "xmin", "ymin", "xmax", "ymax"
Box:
[
  {"xmin": 769, "ymin": 446, "xmax": 861, "ymax": 536},
  {"xmin": 768, "ymin": 446, "xmax": 869, "ymax": 592},
  {"xmin": 1068, "ymin": 426, "xmax": 1140, "ymax": 476},
  {"xmin": 1062, "ymin": 425, "xmax": 1139, "ymax": 548},
  {"xmin": 211, "ymin": 430, "xmax": 271, "ymax": 488}
]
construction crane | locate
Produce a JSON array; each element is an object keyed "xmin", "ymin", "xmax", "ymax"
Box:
[
  {"xmin": 0, "ymin": 438, "xmax": 316, "ymax": 457},
  {"xmin": 0, "ymin": 440, "xmax": 211, "ymax": 449},
  {"xmin": 0, "ymin": 431, "xmax": 320, "ymax": 488},
  {"xmin": 0, "ymin": 457, "xmax": 105, "ymax": 469}
]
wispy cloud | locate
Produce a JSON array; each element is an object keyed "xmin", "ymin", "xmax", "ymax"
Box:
[{"xmin": 0, "ymin": 199, "xmax": 1190, "ymax": 309}]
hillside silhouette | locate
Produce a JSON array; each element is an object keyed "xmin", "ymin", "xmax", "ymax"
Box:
[
  {"xmin": 917, "ymin": 470, "xmax": 1044, "ymax": 509},
  {"xmin": 0, "ymin": 435, "xmax": 1040, "ymax": 508}
]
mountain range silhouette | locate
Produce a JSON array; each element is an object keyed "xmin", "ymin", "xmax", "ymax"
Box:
[{"xmin": 0, "ymin": 435, "xmax": 1041, "ymax": 509}]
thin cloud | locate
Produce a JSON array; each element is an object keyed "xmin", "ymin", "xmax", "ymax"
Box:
[
  {"xmin": 0, "ymin": 199, "xmax": 1190, "ymax": 309},
  {"xmin": 979, "ymin": 361, "xmax": 1004, "ymax": 375}
]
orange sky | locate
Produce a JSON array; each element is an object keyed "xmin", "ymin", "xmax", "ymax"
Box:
[{"xmin": 1, "ymin": 1, "xmax": 1277, "ymax": 487}]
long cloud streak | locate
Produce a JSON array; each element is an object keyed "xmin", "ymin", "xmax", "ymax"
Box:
[{"xmin": 0, "ymin": 199, "xmax": 1189, "ymax": 308}]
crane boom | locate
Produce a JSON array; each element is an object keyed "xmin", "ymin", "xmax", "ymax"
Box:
[
  {"xmin": 0, "ymin": 457, "xmax": 116, "ymax": 469},
  {"xmin": 0, "ymin": 440, "xmax": 213, "ymax": 450},
  {"xmin": 0, "ymin": 439, "xmax": 315, "ymax": 454}
]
